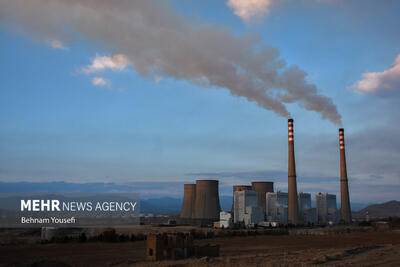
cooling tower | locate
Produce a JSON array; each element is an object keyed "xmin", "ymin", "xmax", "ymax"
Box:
[
  {"xmin": 193, "ymin": 180, "xmax": 221, "ymax": 221},
  {"xmin": 231, "ymin": 185, "xmax": 252, "ymax": 211},
  {"xmin": 288, "ymin": 119, "xmax": 299, "ymax": 224},
  {"xmin": 180, "ymin": 184, "xmax": 196, "ymax": 219},
  {"xmin": 339, "ymin": 128, "xmax": 352, "ymax": 224},
  {"xmin": 251, "ymin": 182, "xmax": 274, "ymax": 213}
]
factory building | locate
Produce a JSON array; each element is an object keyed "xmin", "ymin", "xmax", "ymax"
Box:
[
  {"xmin": 233, "ymin": 190, "xmax": 264, "ymax": 225},
  {"xmin": 298, "ymin": 192, "xmax": 317, "ymax": 224},
  {"xmin": 231, "ymin": 185, "xmax": 252, "ymax": 212},
  {"xmin": 243, "ymin": 206, "xmax": 264, "ymax": 226},
  {"xmin": 316, "ymin": 193, "xmax": 339, "ymax": 224},
  {"xmin": 265, "ymin": 191, "xmax": 288, "ymax": 224}
]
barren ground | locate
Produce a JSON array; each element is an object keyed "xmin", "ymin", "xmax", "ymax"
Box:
[{"xmin": 0, "ymin": 229, "xmax": 399, "ymax": 266}]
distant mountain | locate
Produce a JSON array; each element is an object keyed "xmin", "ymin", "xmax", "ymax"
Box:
[
  {"xmin": 141, "ymin": 197, "xmax": 182, "ymax": 214},
  {"xmin": 352, "ymin": 200, "xmax": 400, "ymax": 219}
]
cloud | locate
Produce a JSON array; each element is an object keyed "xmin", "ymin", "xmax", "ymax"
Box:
[
  {"xmin": 47, "ymin": 39, "xmax": 67, "ymax": 50},
  {"xmin": 83, "ymin": 54, "xmax": 130, "ymax": 74},
  {"xmin": 350, "ymin": 54, "xmax": 400, "ymax": 94},
  {"xmin": 0, "ymin": 0, "xmax": 341, "ymax": 125},
  {"xmin": 227, "ymin": 0, "xmax": 275, "ymax": 22},
  {"xmin": 92, "ymin": 77, "xmax": 110, "ymax": 87}
]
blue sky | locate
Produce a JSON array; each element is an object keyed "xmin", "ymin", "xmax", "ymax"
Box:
[{"xmin": 0, "ymin": 0, "xmax": 399, "ymax": 203}]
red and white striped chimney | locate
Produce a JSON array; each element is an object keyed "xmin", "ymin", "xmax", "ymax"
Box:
[
  {"xmin": 288, "ymin": 119, "xmax": 299, "ymax": 224},
  {"xmin": 339, "ymin": 128, "xmax": 352, "ymax": 223}
]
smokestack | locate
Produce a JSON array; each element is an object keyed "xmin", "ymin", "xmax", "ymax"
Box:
[
  {"xmin": 193, "ymin": 180, "xmax": 221, "ymax": 221},
  {"xmin": 231, "ymin": 185, "xmax": 252, "ymax": 211},
  {"xmin": 251, "ymin": 182, "xmax": 274, "ymax": 214},
  {"xmin": 288, "ymin": 118, "xmax": 299, "ymax": 224},
  {"xmin": 339, "ymin": 128, "xmax": 352, "ymax": 224},
  {"xmin": 180, "ymin": 184, "xmax": 196, "ymax": 219}
]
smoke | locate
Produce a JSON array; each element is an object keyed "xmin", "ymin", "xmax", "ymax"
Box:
[{"xmin": 0, "ymin": 0, "xmax": 342, "ymax": 124}]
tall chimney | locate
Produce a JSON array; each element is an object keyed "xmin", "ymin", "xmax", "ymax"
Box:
[
  {"xmin": 339, "ymin": 128, "xmax": 352, "ymax": 224},
  {"xmin": 193, "ymin": 180, "xmax": 221, "ymax": 222},
  {"xmin": 180, "ymin": 184, "xmax": 196, "ymax": 219},
  {"xmin": 288, "ymin": 118, "xmax": 299, "ymax": 224}
]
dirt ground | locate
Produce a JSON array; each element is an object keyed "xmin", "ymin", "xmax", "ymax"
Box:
[{"xmin": 0, "ymin": 230, "xmax": 399, "ymax": 266}]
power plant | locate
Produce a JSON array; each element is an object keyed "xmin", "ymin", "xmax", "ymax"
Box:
[
  {"xmin": 180, "ymin": 119, "xmax": 353, "ymax": 226},
  {"xmin": 288, "ymin": 118, "xmax": 299, "ymax": 225},
  {"xmin": 339, "ymin": 128, "xmax": 352, "ymax": 224}
]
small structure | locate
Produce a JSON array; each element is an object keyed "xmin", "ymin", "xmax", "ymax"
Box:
[
  {"xmin": 218, "ymin": 211, "xmax": 233, "ymax": 228},
  {"xmin": 146, "ymin": 233, "xmax": 219, "ymax": 261}
]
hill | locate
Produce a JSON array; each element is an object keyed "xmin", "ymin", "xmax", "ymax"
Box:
[{"xmin": 353, "ymin": 200, "xmax": 400, "ymax": 219}]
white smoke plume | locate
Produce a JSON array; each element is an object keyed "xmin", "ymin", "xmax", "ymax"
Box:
[{"xmin": 0, "ymin": 0, "xmax": 342, "ymax": 124}]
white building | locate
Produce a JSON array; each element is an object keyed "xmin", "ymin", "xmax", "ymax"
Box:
[
  {"xmin": 233, "ymin": 190, "xmax": 263, "ymax": 225},
  {"xmin": 265, "ymin": 191, "xmax": 288, "ymax": 224},
  {"xmin": 219, "ymin": 211, "xmax": 233, "ymax": 228},
  {"xmin": 316, "ymin": 193, "xmax": 339, "ymax": 224}
]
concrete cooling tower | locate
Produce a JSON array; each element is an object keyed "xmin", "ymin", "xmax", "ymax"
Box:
[
  {"xmin": 339, "ymin": 128, "xmax": 352, "ymax": 224},
  {"xmin": 193, "ymin": 180, "xmax": 221, "ymax": 222},
  {"xmin": 251, "ymin": 182, "xmax": 274, "ymax": 213},
  {"xmin": 288, "ymin": 119, "xmax": 299, "ymax": 224},
  {"xmin": 231, "ymin": 185, "xmax": 252, "ymax": 211},
  {"xmin": 180, "ymin": 184, "xmax": 196, "ymax": 219}
]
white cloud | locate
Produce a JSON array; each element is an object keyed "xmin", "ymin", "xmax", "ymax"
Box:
[
  {"xmin": 47, "ymin": 39, "xmax": 67, "ymax": 50},
  {"xmin": 83, "ymin": 54, "xmax": 130, "ymax": 74},
  {"xmin": 92, "ymin": 77, "xmax": 111, "ymax": 87},
  {"xmin": 227, "ymin": 0, "xmax": 274, "ymax": 22},
  {"xmin": 350, "ymin": 54, "xmax": 400, "ymax": 94}
]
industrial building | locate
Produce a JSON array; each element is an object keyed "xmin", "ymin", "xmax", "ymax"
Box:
[
  {"xmin": 298, "ymin": 192, "xmax": 317, "ymax": 224},
  {"xmin": 231, "ymin": 185, "xmax": 252, "ymax": 211},
  {"xmin": 243, "ymin": 206, "xmax": 264, "ymax": 227},
  {"xmin": 265, "ymin": 191, "xmax": 288, "ymax": 224},
  {"xmin": 233, "ymin": 190, "xmax": 264, "ymax": 225},
  {"xmin": 316, "ymin": 193, "xmax": 339, "ymax": 224}
]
